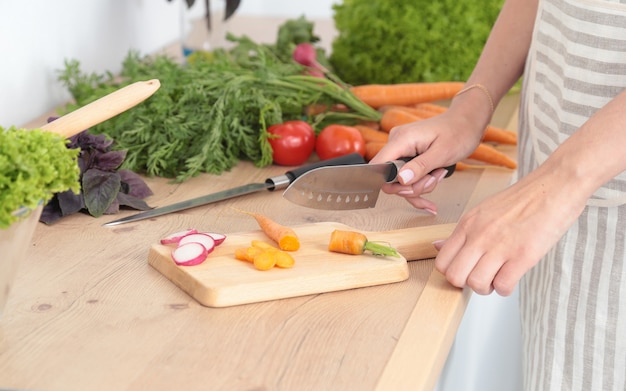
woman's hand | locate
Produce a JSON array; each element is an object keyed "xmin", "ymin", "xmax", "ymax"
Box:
[
  {"xmin": 434, "ymin": 165, "xmax": 588, "ymax": 296},
  {"xmin": 370, "ymin": 109, "xmax": 483, "ymax": 213}
]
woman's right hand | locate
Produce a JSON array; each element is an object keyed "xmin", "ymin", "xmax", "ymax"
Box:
[{"xmin": 370, "ymin": 108, "xmax": 485, "ymax": 212}]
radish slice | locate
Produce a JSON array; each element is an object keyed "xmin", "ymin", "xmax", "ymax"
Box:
[
  {"xmin": 179, "ymin": 233, "xmax": 216, "ymax": 254},
  {"xmin": 204, "ymin": 232, "xmax": 226, "ymax": 245},
  {"xmin": 171, "ymin": 242, "xmax": 207, "ymax": 266},
  {"xmin": 160, "ymin": 229, "xmax": 198, "ymax": 245}
]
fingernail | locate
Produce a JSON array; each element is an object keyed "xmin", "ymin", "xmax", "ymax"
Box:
[
  {"xmin": 424, "ymin": 175, "xmax": 436, "ymax": 188},
  {"xmin": 437, "ymin": 169, "xmax": 448, "ymax": 182},
  {"xmin": 424, "ymin": 208, "xmax": 437, "ymax": 215},
  {"xmin": 398, "ymin": 189, "xmax": 414, "ymax": 195},
  {"xmin": 398, "ymin": 169, "xmax": 414, "ymax": 184},
  {"xmin": 432, "ymin": 239, "xmax": 445, "ymax": 250}
]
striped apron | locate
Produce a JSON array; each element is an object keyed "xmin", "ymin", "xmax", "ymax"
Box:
[{"xmin": 518, "ymin": 0, "xmax": 626, "ymax": 389}]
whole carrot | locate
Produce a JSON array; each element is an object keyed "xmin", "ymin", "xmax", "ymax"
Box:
[
  {"xmin": 355, "ymin": 125, "xmax": 389, "ymax": 144},
  {"xmin": 350, "ymin": 82, "xmax": 465, "ymax": 109},
  {"xmin": 468, "ymin": 143, "xmax": 517, "ymax": 169},
  {"xmin": 235, "ymin": 209, "xmax": 300, "ymax": 251},
  {"xmin": 365, "ymin": 141, "xmax": 387, "ymax": 161},
  {"xmin": 328, "ymin": 230, "xmax": 400, "ymax": 257},
  {"xmin": 410, "ymin": 104, "xmax": 518, "ymax": 145},
  {"xmin": 380, "ymin": 108, "xmax": 424, "ymax": 132}
]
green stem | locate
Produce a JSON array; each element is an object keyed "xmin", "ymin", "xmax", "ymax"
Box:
[{"xmin": 363, "ymin": 241, "xmax": 400, "ymax": 258}]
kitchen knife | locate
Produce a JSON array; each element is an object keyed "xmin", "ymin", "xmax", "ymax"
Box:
[
  {"xmin": 102, "ymin": 153, "xmax": 366, "ymax": 226},
  {"xmin": 282, "ymin": 159, "xmax": 455, "ymax": 210}
]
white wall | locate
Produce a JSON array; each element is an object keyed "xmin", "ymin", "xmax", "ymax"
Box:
[{"xmin": 0, "ymin": 0, "xmax": 337, "ymax": 127}]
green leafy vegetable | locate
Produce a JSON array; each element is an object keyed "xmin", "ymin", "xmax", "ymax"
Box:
[
  {"xmin": 0, "ymin": 127, "xmax": 80, "ymax": 229},
  {"xmin": 330, "ymin": 0, "xmax": 504, "ymax": 85},
  {"xmin": 40, "ymin": 129, "xmax": 153, "ymax": 224},
  {"xmin": 57, "ymin": 20, "xmax": 379, "ymax": 182}
]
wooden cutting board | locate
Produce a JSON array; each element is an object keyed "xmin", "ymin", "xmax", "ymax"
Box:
[{"xmin": 148, "ymin": 222, "xmax": 456, "ymax": 307}]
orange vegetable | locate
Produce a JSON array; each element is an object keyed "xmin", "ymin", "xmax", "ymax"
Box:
[
  {"xmin": 350, "ymin": 82, "xmax": 465, "ymax": 109},
  {"xmin": 355, "ymin": 125, "xmax": 389, "ymax": 144},
  {"xmin": 328, "ymin": 230, "xmax": 400, "ymax": 257},
  {"xmin": 274, "ymin": 251, "xmax": 295, "ymax": 268},
  {"xmin": 380, "ymin": 108, "xmax": 424, "ymax": 132},
  {"xmin": 253, "ymin": 250, "xmax": 277, "ymax": 271},
  {"xmin": 468, "ymin": 143, "xmax": 517, "ymax": 169},
  {"xmin": 236, "ymin": 209, "xmax": 300, "ymax": 251},
  {"xmin": 234, "ymin": 246, "xmax": 264, "ymax": 263},
  {"xmin": 235, "ymin": 240, "xmax": 296, "ymax": 270},
  {"xmin": 389, "ymin": 104, "xmax": 517, "ymax": 145},
  {"xmin": 365, "ymin": 141, "xmax": 386, "ymax": 161}
]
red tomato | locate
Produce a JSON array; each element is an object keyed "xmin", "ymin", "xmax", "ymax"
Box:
[
  {"xmin": 315, "ymin": 125, "xmax": 366, "ymax": 160},
  {"xmin": 267, "ymin": 120, "xmax": 316, "ymax": 166}
]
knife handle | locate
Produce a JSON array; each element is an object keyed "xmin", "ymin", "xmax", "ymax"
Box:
[
  {"xmin": 387, "ymin": 157, "xmax": 456, "ymax": 183},
  {"xmin": 266, "ymin": 153, "xmax": 366, "ymax": 190}
]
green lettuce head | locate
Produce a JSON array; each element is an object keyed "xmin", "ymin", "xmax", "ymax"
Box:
[{"xmin": 0, "ymin": 126, "xmax": 80, "ymax": 229}]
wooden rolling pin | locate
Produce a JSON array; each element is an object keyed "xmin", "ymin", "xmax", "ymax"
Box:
[{"xmin": 39, "ymin": 79, "xmax": 160, "ymax": 138}]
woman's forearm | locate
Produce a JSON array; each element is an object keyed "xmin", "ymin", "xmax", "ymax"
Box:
[{"xmin": 450, "ymin": 0, "xmax": 539, "ymax": 127}]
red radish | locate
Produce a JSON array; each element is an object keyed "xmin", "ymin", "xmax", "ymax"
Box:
[
  {"xmin": 179, "ymin": 233, "xmax": 216, "ymax": 254},
  {"xmin": 204, "ymin": 232, "xmax": 226, "ymax": 245},
  {"xmin": 171, "ymin": 242, "xmax": 208, "ymax": 266},
  {"xmin": 293, "ymin": 43, "xmax": 328, "ymax": 73},
  {"xmin": 160, "ymin": 229, "xmax": 198, "ymax": 245}
]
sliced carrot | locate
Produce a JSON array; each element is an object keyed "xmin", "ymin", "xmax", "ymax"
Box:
[
  {"xmin": 274, "ymin": 251, "xmax": 295, "ymax": 268},
  {"xmin": 350, "ymin": 82, "xmax": 465, "ymax": 109},
  {"xmin": 253, "ymin": 250, "xmax": 277, "ymax": 271},
  {"xmin": 468, "ymin": 143, "xmax": 517, "ymax": 169}
]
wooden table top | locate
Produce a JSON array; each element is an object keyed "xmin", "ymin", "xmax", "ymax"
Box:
[{"xmin": 0, "ymin": 92, "xmax": 518, "ymax": 391}]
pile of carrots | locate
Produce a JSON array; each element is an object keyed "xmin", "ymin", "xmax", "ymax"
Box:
[{"xmin": 349, "ymin": 82, "xmax": 518, "ymax": 170}]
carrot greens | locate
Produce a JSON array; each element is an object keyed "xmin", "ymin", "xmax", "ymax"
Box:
[{"xmin": 57, "ymin": 19, "xmax": 380, "ymax": 182}]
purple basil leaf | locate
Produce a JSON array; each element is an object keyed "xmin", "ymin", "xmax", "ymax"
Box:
[
  {"xmin": 105, "ymin": 199, "xmax": 120, "ymax": 215},
  {"xmin": 119, "ymin": 169, "xmax": 154, "ymax": 198},
  {"xmin": 82, "ymin": 169, "xmax": 121, "ymax": 217},
  {"xmin": 116, "ymin": 192, "xmax": 153, "ymax": 211},
  {"xmin": 40, "ymin": 197, "xmax": 63, "ymax": 225},
  {"xmin": 57, "ymin": 190, "xmax": 85, "ymax": 215},
  {"xmin": 94, "ymin": 150, "xmax": 127, "ymax": 171}
]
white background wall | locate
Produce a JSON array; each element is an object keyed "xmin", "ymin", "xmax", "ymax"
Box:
[
  {"xmin": 0, "ymin": 0, "xmax": 337, "ymax": 127},
  {"xmin": 0, "ymin": 1, "xmax": 521, "ymax": 389}
]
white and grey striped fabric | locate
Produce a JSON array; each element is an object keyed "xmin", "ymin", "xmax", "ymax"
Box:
[{"xmin": 517, "ymin": 0, "xmax": 626, "ymax": 389}]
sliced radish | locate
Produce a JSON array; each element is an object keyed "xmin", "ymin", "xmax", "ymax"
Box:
[
  {"xmin": 203, "ymin": 232, "xmax": 226, "ymax": 246},
  {"xmin": 160, "ymin": 228, "xmax": 198, "ymax": 245},
  {"xmin": 179, "ymin": 233, "xmax": 216, "ymax": 254},
  {"xmin": 171, "ymin": 242, "xmax": 207, "ymax": 266}
]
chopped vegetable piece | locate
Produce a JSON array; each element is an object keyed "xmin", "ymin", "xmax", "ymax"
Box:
[
  {"xmin": 253, "ymin": 250, "xmax": 277, "ymax": 271},
  {"xmin": 160, "ymin": 229, "xmax": 198, "ymax": 245},
  {"xmin": 274, "ymin": 251, "xmax": 295, "ymax": 268},
  {"xmin": 178, "ymin": 233, "xmax": 216, "ymax": 254},
  {"xmin": 328, "ymin": 230, "xmax": 400, "ymax": 257},
  {"xmin": 204, "ymin": 232, "xmax": 226, "ymax": 246},
  {"xmin": 171, "ymin": 242, "xmax": 208, "ymax": 266},
  {"xmin": 235, "ymin": 209, "xmax": 300, "ymax": 251}
]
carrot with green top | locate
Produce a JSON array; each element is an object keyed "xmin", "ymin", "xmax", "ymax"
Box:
[{"xmin": 328, "ymin": 230, "xmax": 400, "ymax": 257}]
